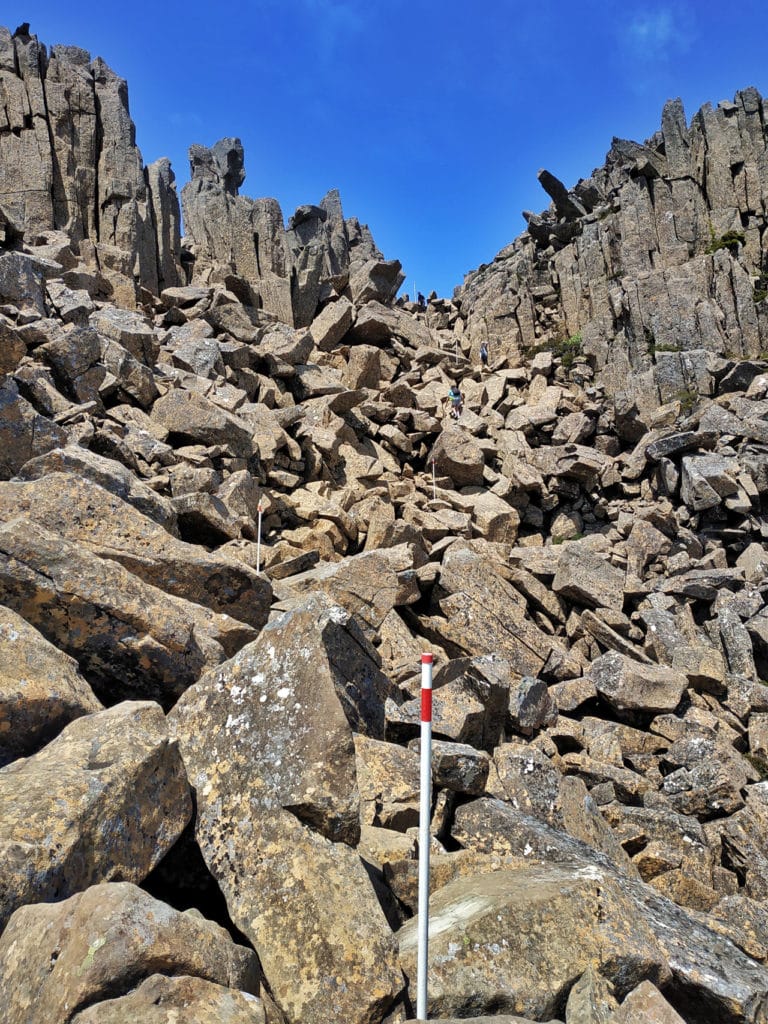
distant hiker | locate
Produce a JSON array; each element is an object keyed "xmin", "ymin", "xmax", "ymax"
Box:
[
  {"xmin": 417, "ymin": 291, "xmax": 426, "ymax": 309},
  {"xmin": 480, "ymin": 342, "xmax": 489, "ymax": 368},
  {"xmin": 448, "ymin": 384, "xmax": 463, "ymax": 419}
]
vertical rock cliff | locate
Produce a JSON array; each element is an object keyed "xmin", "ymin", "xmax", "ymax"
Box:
[
  {"xmin": 0, "ymin": 23, "xmax": 181, "ymax": 303},
  {"xmin": 457, "ymin": 88, "xmax": 768, "ymax": 416}
]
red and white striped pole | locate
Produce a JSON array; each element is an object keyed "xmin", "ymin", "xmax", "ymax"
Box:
[
  {"xmin": 416, "ymin": 652, "xmax": 433, "ymax": 1020},
  {"xmin": 256, "ymin": 501, "xmax": 264, "ymax": 573}
]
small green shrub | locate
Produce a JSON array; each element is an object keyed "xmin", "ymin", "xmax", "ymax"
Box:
[
  {"xmin": 745, "ymin": 752, "xmax": 768, "ymax": 781},
  {"xmin": 705, "ymin": 223, "xmax": 745, "ymax": 255},
  {"xmin": 675, "ymin": 387, "xmax": 698, "ymax": 414},
  {"xmin": 553, "ymin": 331, "xmax": 583, "ymax": 369}
]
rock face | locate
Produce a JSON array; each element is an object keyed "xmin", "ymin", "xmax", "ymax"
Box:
[
  {"xmin": 5, "ymin": 22, "xmax": 768, "ymax": 1024},
  {"xmin": 0, "ymin": 702, "xmax": 191, "ymax": 930},
  {"xmin": 181, "ymin": 139, "xmax": 402, "ymax": 328},
  {"xmin": 457, "ymin": 88, "xmax": 768, "ymax": 420},
  {"xmin": 169, "ymin": 594, "xmax": 403, "ymax": 1024},
  {"xmin": 0, "ymin": 25, "xmax": 182, "ymax": 302}
]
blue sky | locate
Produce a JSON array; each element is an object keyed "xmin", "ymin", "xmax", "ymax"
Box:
[{"xmin": 11, "ymin": 1, "xmax": 768, "ymax": 298}]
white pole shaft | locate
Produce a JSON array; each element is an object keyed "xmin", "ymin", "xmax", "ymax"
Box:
[
  {"xmin": 416, "ymin": 653, "xmax": 433, "ymax": 1021},
  {"xmin": 256, "ymin": 505, "xmax": 263, "ymax": 573}
]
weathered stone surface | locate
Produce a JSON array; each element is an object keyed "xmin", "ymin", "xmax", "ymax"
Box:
[
  {"xmin": 356, "ymin": 734, "xmax": 420, "ymax": 829},
  {"xmin": 0, "ymin": 882, "xmax": 259, "ymax": 1024},
  {"xmin": 588, "ymin": 652, "xmax": 688, "ymax": 718},
  {"xmin": 450, "ymin": 801, "xmax": 768, "ymax": 1022},
  {"xmin": 72, "ymin": 975, "xmax": 266, "ymax": 1024},
  {"xmin": 509, "ymin": 675, "xmax": 557, "ymax": 735},
  {"xmin": 91, "ymin": 307, "xmax": 160, "ymax": 363},
  {"xmin": 0, "ymin": 604, "xmax": 102, "ymax": 766},
  {"xmin": 552, "ymin": 542, "xmax": 626, "ymax": 609},
  {"xmin": 398, "ymin": 864, "xmax": 670, "ymax": 1020},
  {"xmin": 564, "ymin": 967, "xmax": 619, "ymax": 1022},
  {"xmin": 349, "ymin": 258, "xmax": 405, "ymax": 305},
  {"xmin": 430, "ymin": 738, "xmax": 490, "ymax": 795},
  {"xmin": 613, "ymin": 981, "xmax": 686, "ymax": 1023},
  {"xmin": 309, "ymin": 295, "xmax": 354, "ymax": 350},
  {"xmin": 16, "ymin": 444, "xmax": 178, "ymax": 533},
  {"xmin": 0, "ymin": 473, "xmax": 272, "ymax": 630},
  {"xmin": 0, "ymin": 518, "xmax": 238, "ymax": 707},
  {"xmin": 151, "ymin": 389, "xmax": 255, "ymax": 458},
  {"xmin": 170, "ymin": 594, "xmax": 403, "ymax": 1024},
  {"xmin": 429, "ymin": 427, "xmax": 486, "ymax": 486},
  {"xmin": 274, "ymin": 548, "xmax": 404, "ymax": 638},
  {"xmin": 434, "ymin": 546, "xmax": 576, "ymax": 681},
  {"xmin": 0, "ymin": 251, "xmax": 47, "ymax": 312},
  {"xmin": 0, "ymin": 702, "xmax": 191, "ymax": 931},
  {"xmin": 0, "ymin": 378, "xmax": 68, "ymax": 479}
]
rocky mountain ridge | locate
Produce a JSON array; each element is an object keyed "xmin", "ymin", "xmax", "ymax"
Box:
[
  {"xmin": 457, "ymin": 87, "xmax": 768, "ymax": 424},
  {"xmin": 2, "ymin": 21, "xmax": 768, "ymax": 1024}
]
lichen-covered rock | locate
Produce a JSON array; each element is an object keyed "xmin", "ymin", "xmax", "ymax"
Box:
[
  {"xmin": 0, "ymin": 882, "xmax": 259, "ymax": 1024},
  {"xmin": 71, "ymin": 975, "xmax": 266, "ymax": 1024},
  {"xmin": 0, "ymin": 604, "xmax": 102, "ymax": 766},
  {"xmin": 0, "ymin": 378, "xmax": 68, "ymax": 479},
  {"xmin": 0, "ymin": 518, "xmax": 241, "ymax": 706},
  {"xmin": 429, "ymin": 426, "xmax": 486, "ymax": 486},
  {"xmin": 170, "ymin": 594, "xmax": 404, "ymax": 1024},
  {"xmin": 151, "ymin": 389, "xmax": 256, "ymax": 458},
  {"xmin": 0, "ymin": 703, "xmax": 191, "ymax": 930},
  {"xmin": 0, "ymin": 473, "xmax": 272, "ymax": 630},
  {"xmin": 398, "ymin": 864, "xmax": 670, "ymax": 1020},
  {"xmin": 587, "ymin": 651, "xmax": 688, "ymax": 718},
  {"xmin": 16, "ymin": 445, "xmax": 178, "ymax": 533}
]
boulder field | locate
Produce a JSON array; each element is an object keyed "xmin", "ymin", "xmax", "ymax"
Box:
[{"xmin": 3, "ymin": 21, "xmax": 768, "ymax": 1024}]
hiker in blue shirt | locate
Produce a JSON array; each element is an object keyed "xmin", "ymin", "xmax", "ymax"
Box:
[{"xmin": 448, "ymin": 384, "xmax": 463, "ymax": 419}]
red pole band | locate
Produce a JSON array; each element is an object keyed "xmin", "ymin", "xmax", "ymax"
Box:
[
  {"xmin": 421, "ymin": 653, "xmax": 433, "ymax": 664},
  {"xmin": 421, "ymin": 687, "xmax": 433, "ymax": 722}
]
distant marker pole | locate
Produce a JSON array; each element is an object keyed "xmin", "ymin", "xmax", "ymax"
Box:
[
  {"xmin": 417, "ymin": 652, "xmax": 433, "ymax": 1021},
  {"xmin": 431, "ymin": 459, "xmax": 436, "ymax": 501},
  {"xmin": 256, "ymin": 501, "xmax": 264, "ymax": 573}
]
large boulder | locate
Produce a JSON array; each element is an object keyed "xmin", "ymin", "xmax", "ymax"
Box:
[
  {"xmin": 273, "ymin": 547, "xmax": 406, "ymax": 639},
  {"xmin": 151, "ymin": 389, "xmax": 255, "ymax": 458},
  {"xmin": 0, "ymin": 604, "xmax": 102, "ymax": 766},
  {"xmin": 0, "ymin": 473, "xmax": 272, "ymax": 630},
  {"xmin": 170, "ymin": 594, "xmax": 404, "ymax": 1024},
  {"xmin": 588, "ymin": 651, "xmax": 688, "ymax": 718},
  {"xmin": 0, "ymin": 882, "xmax": 259, "ymax": 1024},
  {"xmin": 398, "ymin": 864, "xmax": 670, "ymax": 1020},
  {"xmin": 432, "ymin": 546, "xmax": 576, "ymax": 681},
  {"xmin": 0, "ymin": 518, "xmax": 246, "ymax": 707},
  {"xmin": 16, "ymin": 445, "xmax": 178, "ymax": 534},
  {"xmin": 430, "ymin": 426, "xmax": 486, "ymax": 486},
  {"xmin": 71, "ymin": 975, "xmax": 266, "ymax": 1024},
  {"xmin": 0, "ymin": 702, "xmax": 191, "ymax": 931},
  {"xmin": 552, "ymin": 541, "xmax": 627, "ymax": 609},
  {"xmin": 0, "ymin": 378, "xmax": 68, "ymax": 479}
]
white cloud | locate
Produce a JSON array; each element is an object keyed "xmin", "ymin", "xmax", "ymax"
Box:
[{"xmin": 620, "ymin": 3, "xmax": 693, "ymax": 62}]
